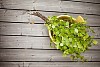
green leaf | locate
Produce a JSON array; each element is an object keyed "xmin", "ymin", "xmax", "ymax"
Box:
[
  {"xmin": 93, "ymin": 40, "xmax": 98, "ymax": 45},
  {"xmin": 90, "ymin": 28, "xmax": 95, "ymax": 33},
  {"xmin": 64, "ymin": 50, "xmax": 69, "ymax": 55},
  {"xmin": 70, "ymin": 29, "xmax": 74, "ymax": 34},
  {"xmin": 66, "ymin": 22, "xmax": 69, "ymax": 28},
  {"xmin": 55, "ymin": 38, "xmax": 60, "ymax": 45},
  {"xmin": 63, "ymin": 53, "xmax": 67, "ymax": 57},
  {"xmin": 74, "ymin": 28, "xmax": 78, "ymax": 33},
  {"xmin": 60, "ymin": 43, "xmax": 63, "ymax": 46},
  {"xmin": 78, "ymin": 33, "xmax": 83, "ymax": 37},
  {"xmin": 70, "ymin": 55, "xmax": 75, "ymax": 60},
  {"xmin": 77, "ymin": 42, "xmax": 83, "ymax": 48},
  {"xmin": 73, "ymin": 43, "xmax": 77, "ymax": 47},
  {"xmin": 69, "ymin": 38, "xmax": 72, "ymax": 42},
  {"xmin": 63, "ymin": 46, "xmax": 67, "ymax": 50},
  {"xmin": 83, "ymin": 34, "xmax": 89, "ymax": 40},
  {"xmin": 52, "ymin": 25, "xmax": 55, "ymax": 28}
]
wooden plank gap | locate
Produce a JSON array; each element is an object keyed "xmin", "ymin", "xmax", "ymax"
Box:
[
  {"xmin": 0, "ymin": 8, "xmax": 100, "ymax": 16},
  {"xmin": 0, "ymin": 34, "xmax": 49, "ymax": 37},
  {"xmin": 0, "ymin": 61, "xmax": 99, "ymax": 62},
  {"xmin": 61, "ymin": 0, "xmax": 100, "ymax": 4}
]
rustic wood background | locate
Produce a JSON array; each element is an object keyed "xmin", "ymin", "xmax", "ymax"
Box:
[{"xmin": 0, "ymin": 0, "xmax": 100, "ymax": 67}]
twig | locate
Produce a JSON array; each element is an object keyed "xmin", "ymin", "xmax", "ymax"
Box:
[{"xmin": 30, "ymin": 12, "xmax": 48, "ymax": 22}]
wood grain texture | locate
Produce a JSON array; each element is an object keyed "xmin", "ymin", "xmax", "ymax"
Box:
[
  {"xmin": 0, "ymin": 49, "xmax": 100, "ymax": 61},
  {"xmin": 0, "ymin": 0, "xmax": 100, "ymax": 15},
  {"xmin": 0, "ymin": 62, "xmax": 100, "ymax": 67},
  {"xmin": 0, "ymin": 9, "xmax": 30, "ymax": 22},
  {"xmin": 0, "ymin": 23, "xmax": 48, "ymax": 36},
  {"xmin": 0, "ymin": 9, "xmax": 100, "ymax": 26},
  {"xmin": 60, "ymin": 1, "xmax": 100, "ymax": 15},
  {"xmin": 0, "ymin": 36, "xmax": 100, "ymax": 49},
  {"xmin": 0, "ymin": 23, "xmax": 100, "ymax": 38}
]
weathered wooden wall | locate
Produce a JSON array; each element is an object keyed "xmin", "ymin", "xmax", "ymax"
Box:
[{"xmin": 0, "ymin": 0, "xmax": 100, "ymax": 67}]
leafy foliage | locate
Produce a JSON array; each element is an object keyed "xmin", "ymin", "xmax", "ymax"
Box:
[{"xmin": 46, "ymin": 16, "xmax": 98, "ymax": 61}]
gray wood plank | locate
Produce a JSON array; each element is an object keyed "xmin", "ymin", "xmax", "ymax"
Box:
[
  {"xmin": 0, "ymin": 9, "xmax": 30, "ymax": 22},
  {"xmin": 0, "ymin": 62, "xmax": 100, "ymax": 67},
  {"xmin": 60, "ymin": 1, "xmax": 100, "ymax": 15},
  {"xmin": 0, "ymin": 9, "xmax": 100, "ymax": 26},
  {"xmin": 34, "ymin": 0, "xmax": 100, "ymax": 15},
  {"xmin": 0, "ymin": 0, "xmax": 35, "ymax": 9},
  {"xmin": 0, "ymin": 36, "xmax": 100, "ymax": 49},
  {"xmin": 0, "ymin": 23, "xmax": 100, "ymax": 38},
  {"xmin": 0, "ymin": 49, "xmax": 100, "ymax": 61},
  {"xmin": 0, "ymin": 62, "xmax": 21, "ymax": 67},
  {"xmin": 0, "ymin": 0, "xmax": 100, "ymax": 15},
  {"xmin": 0, "ymin": 23, "xmax": 48, "ymax": 36}
]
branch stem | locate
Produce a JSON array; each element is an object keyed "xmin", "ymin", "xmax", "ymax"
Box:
[{"xmin": 31, "ymin": 12, "xmax": 48, "ymax": 22}]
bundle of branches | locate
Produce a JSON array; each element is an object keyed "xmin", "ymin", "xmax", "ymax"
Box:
[{"xmin": 31, "ymin": 12, "xmax": 98, "ymax": 61}]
